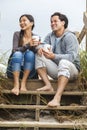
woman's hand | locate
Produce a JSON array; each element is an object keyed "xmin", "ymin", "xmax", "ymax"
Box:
[
  {"xmin": 32, "ymin": 39, "xmax": 41, "ymax": 46},
  {"xmin": 29, "ymin": 40, "xmax": 41, "ymax": 47},
  {"xmin": 29, "ymin": 36, "xmax": 41, "ymax": 47}
]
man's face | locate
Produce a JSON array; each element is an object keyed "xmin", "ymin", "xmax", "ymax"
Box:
[{"xmin": 50, "ymin": 15, "xmax": 65, "ymax": 32}]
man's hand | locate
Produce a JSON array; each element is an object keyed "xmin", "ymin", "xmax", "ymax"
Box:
[
  {"xmin": 42, "ymin": 49, "xmax": 55, "ymax": 59},
  {"xmin": 37, "ymin": 48, "xmax": 43, "ymax": 56}
]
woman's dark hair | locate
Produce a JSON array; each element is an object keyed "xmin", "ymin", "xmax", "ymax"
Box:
[
  {"xmin": 19, "ymin": 14, "xmax": 35, "ymax": 46},
  {"xmin": 51, "ymin": 12, "xmax": 68, "ymax": 29},
  {"xmin": 19, "ymin": 14, "xmax": 35, "ymax": 30}
]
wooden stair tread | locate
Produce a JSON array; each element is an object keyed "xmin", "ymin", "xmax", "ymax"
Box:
[
  {"xmin": 1, "ymin": 78, "xmax": 79, "ymax": 91},
  {"xmin": 2, "ymin": 90, "xmax": 87, "ymax": 95},
  {"xmin": 0, "ymin": 120, "xmax": 87, "ymax": 128},
  {"xmin": 0, "ymin": 104, "xmax": 86, "ymax": 110}
]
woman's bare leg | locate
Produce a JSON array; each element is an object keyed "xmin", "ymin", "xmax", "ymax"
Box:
[
  {"xmin": 20, "ymin": 70, "xmax": 30, "ymax": 92},
  {"xmin": 11, "ymin": 71, "xmax": 20, "ymax": 95}
]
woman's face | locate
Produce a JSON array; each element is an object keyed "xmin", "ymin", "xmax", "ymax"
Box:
[{"xmin": 19, "ymin": 16, "xmax": 33, "ymax": 30}]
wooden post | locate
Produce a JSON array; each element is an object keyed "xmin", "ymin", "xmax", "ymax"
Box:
[
  {"xmin": 78, "ymin": 12, "xmax": 87, "ymax": 51},
  {"xmin": 84, "ymin": 12, "xmax": 87, "ymax": 51},
  {"xmin": 86, "ymin": 0, "xmax": 87, "ymax": 50},
  {"xmin": 35, "ymin": 93, "xmax": 40, "ymax": 121},
  {"xmin": 34, "ymin": 127, "xmax": 39, "ymax": 130},
  {"xmin": 78, "ymin": 26, "xmax": 86, "ymax": 43},
  {"xmin": 77, "ymin": 0, "xmax": 87, "ymax": 51},
  {"xmin": 86, "ymin": 0, "xmax": 87, "ymax": 12}
]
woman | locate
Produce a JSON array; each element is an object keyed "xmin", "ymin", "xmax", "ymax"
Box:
[{"xmin": 6, "ymin": 14, "xmax": 40, "ymax": 95}]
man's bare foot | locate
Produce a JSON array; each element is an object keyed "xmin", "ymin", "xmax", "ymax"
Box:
[
  {"xmin": 47, "ymin": 99, "xmax": 60, "ymax": 107},
  {"xmin": 11, "ymin": 87, "xmax": 19, "ymax": 96},
  {"xmin": 20, "ymin": 81, "xmax": 27, "ymax": 92},
  {"xmin": 20, "ymin": 87, "xmax": 27, "ymax": 92},
  {"xmin": 37, "ymin": 85, "xmax": 54, "ymax": 92}
]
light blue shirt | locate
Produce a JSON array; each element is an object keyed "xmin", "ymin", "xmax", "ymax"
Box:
[{"xmin": 43, "ymin": 30, "xmax": 80, "ymax": 71}]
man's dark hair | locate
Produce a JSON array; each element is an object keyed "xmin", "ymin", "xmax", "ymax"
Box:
[{"xmin": 51, "ymin": 12, "xmax": 68, "ymax": 29}]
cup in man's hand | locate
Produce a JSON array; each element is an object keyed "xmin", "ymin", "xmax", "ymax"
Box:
[{"xmin": 43, "ymin": 44, "xmax": 52, "ymax": 52}]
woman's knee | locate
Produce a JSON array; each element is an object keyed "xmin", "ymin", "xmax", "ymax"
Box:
[
  {"xmin": 24, "ymin": 50, "xmax": 35, "ymax": 62},
  {"xmin": 12, "ymin": 51, "xmax": 23, "ymax": 63}
]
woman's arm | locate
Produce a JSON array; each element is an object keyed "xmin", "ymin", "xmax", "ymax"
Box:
[{"xmin": 12, "ymin": 32, "xmax": 31, "ymax": 52}]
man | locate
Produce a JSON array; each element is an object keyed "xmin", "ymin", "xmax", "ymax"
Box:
[{"xmin": 35, "ymin": 12, "xmax": 80, "ymax": 107}]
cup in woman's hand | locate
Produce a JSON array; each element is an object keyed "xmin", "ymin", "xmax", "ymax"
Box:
[
  {"xmin": 32, "ymin": 35, "xmax": 41, "ymax": 46},
  {"xmin": 32, "ymin": 35, "xmax": 40, "ymax": 41}
]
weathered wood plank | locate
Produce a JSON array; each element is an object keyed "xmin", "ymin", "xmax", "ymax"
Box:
[
  {"xmin": 2, "ymin": 90, "xmax": 87, "ymax": 96},
  {"xmin": 83, "ymin": 12, "xmax": 87, "ymax": 28},
  {"xmin": 1, "ymin": 79, "xmax": 79, "ymax": 91},
  {"xmin": 0, "ymin": 104, "xmax": 86, "ymax": 110},
  {"xmin": 0, "ymin": 121, "xmax": 87, "ymax": 128}
]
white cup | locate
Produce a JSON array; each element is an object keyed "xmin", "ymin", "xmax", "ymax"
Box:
[
  {"xmin": 32, "ymin": 35, "xmax": 40, "ymax": 42},
  {"xmin": 43, "ymin": 44, "xmax": 52, "ymax": 52}
]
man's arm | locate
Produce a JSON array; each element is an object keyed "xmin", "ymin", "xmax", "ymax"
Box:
[{"xmin": 54, "ymin": 33, "xmax": 79, "ymax": 63}]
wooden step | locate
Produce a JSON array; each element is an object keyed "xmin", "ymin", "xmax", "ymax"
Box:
[
  {"xmin": 1, "ymin": 79, "xmax": 79, "ymax": 91},
  {"xmin": 2, "ymin": 90, "xmax": 87, "ymax": 96},
  {"xmin": 1, "ymin": 78, "xmax": 86, "ymax": 129},
  {"xmin": 0, "ymin": 120, "xmax": 87, "ymax": 129},
  {"xmin": 0, "ymin": 104, "xmax": 86, "ymax": 110}
]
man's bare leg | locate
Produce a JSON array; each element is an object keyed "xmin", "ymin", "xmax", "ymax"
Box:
[
  {"xmin": 37, "ymin": 67, "xmax": 54, "ymax": 92},
  {"xmin": 47, "ymin": 75, "xmax": 69, "ymax": 107},
  {"xmin": 11, "ymin": 71, "xmax": 20, "ymax": 95},
  {"xmin": 20, "ymin": 70, "xmax": 30, "ymax": 92}
]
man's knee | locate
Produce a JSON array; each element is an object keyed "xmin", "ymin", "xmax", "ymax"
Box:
[
  {"xmin": 35, "ymin": 54, "xmax": 46, "ymax": 69},
  {"xmin": 59, "ymin": 59, "xmax": 70, "ymax": 67},
  {"xmin": 58, "ymin": 59, "xmax": 70, "ymax": 78}
]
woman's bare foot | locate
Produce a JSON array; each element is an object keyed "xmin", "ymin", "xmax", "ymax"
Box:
[
  {"xmin": 20, "ymin": 81, "xmax": 27, "ymax": 92},
  {"xmin": 11, "ymin": 85, "xmax": 20, "ymax": 96},
  {"xmin": 37, "ymin": 85, "xmax": 54, "ymax": 92},
  {"xmin": 11, "ymin": 81, "xmax": 20, "ymax": 95},
  {"xmin": 47, "ymin": 99, "xmax": 60, "ymax": 107}
]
